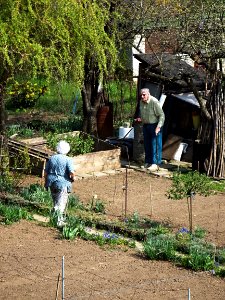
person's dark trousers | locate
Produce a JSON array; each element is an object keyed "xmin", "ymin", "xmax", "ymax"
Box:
[{"xmin": 143, "ymin": 123, "xmax": 163, "ymax": 165}]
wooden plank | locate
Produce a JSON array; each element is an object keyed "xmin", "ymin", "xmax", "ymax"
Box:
[
  {"xmin": 8, "ymin": 139, "xmax": 53, "ymax": 159},
  {"xmin": 162, "ymin": 134, "xmax": 183, "ymax": 160},
  {"xmin": 19, "ymin": 137, "xmax": 47, "ymax": 146}
]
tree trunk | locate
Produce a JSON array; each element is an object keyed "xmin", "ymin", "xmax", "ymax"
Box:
[
  {"xmin": 0, "ymin": 84, "xmax": 6, "ymax": 135},
  {"xmin": 82, "ymin": 106, "xmax": 98, "ymax": 135},
  {"xmin": 81, "ymin": 57, "xmax": 104, "ymax": 135},
  {"xmin": 0, "ymin": 84, "xmax": 8, "ymax": 176}
]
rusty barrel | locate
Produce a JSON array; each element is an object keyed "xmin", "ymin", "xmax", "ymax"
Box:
[{"xmin": 97, "ymin": 103, "xmax": 113, "ymax": 139}]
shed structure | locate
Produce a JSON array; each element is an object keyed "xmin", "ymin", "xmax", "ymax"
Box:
[{"xmin": 133, "ymin": 53, "xmax": 208, "ymax": 164}]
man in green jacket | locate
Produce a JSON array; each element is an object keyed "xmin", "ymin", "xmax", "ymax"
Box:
[{"xmin": 134, "ymin": 88, "xmax": 165, "ymax": 171}]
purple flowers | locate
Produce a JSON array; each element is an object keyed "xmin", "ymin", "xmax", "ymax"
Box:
[
  {"xmin": 178, "ymin": 227, "xmax": 189, "ymax": 234},
  {"xmin": 103, "ymin": 231, "xmax": 119, "ymax": 240}
]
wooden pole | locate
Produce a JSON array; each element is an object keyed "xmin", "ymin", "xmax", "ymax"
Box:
[
  {"xmin": 124, "ymin": 167, "xmax": 128, "ymax": 218},
  {"xmin": 55, "ymin": 273, "xmax": 60, "ymax": 300},
  {"xmin": 62, "ymin": 256, "xmax": 65, "ymax": 300}
]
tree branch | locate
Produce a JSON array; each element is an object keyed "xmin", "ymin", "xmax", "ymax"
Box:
[{"xmin": 182, "ymin": 75, "xmax": 211, "ymax": 121}]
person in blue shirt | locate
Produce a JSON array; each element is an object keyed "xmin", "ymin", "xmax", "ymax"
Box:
[{"xmin": 44, "ymin": 140, "xmax": 75, "ymax": 227}]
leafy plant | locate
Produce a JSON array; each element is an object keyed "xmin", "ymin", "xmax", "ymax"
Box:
[
  {"xmin": 143, "ymin": 234, "xmax": 176, "ymax": 260},
  {"xmin": 48, "ymin": 210, "xmax": 59, "ymax": 228},
  {"xmin": 0, "ymin": 203, "xmax": 31, "ymax": 225},
  {"xmin": 166, "ymin": 171, "xmax": 214, "ymax": 233},
  {"xmin": 0, "ymin": 150, "xmax": 25, "ymax": 193},
  {"xmin": 20, "ymin": 184, "xmax": 52, "ymax": 206},
  {"xmin": 126, "ymin": 211, "xmax": 140, "ymax": 228},
  {"xmin": 36, "ymin": 81, "xmax": 81, "ymax": 114},
  {"xmin": 209, "ymin": 180, "xmax": 225, "ymax": 193},
  {"xmin": 18, "ymin": 127, "xmax": 34, "ymax": 138},
  {"xmin": 192, "ymin": 226, "xmax": 207, "ymax": 239},
  {"xmin": 61, "ymin": 216, "xmax": 85, "ymax": 240},
  {"xmin": 6, "ymin": 124, "xmax": 35, "ymax": 139},
  {"xmin": 7, "ymin": 81, "xmax": 47, "ymax": 110},
  {"xmin": 0, "ymin": 174, "xmax": 14, "ymax": 193},
  {"xmin": 45, "ymin": 132, "xmax": 94, "ymax": 156},
  {"xmin": 6, "ymin": 124, "xmax": 21, "ymax": 137},
  {"xmin": 11, "ymin": 147, "xmax": 32, "ymax": 174},
  {"xmin": 216, "ymin": 248, "xmax": 225, "ymax": 264},
  {"xmin": 175, "ymin": 227, "xmax": 191, "ymax": 253},
  {"xmin": 167, "ymin": 171, "xmax": 213, "ymax": 200},
  {"xmin": 146, "ymin": 224, "xmax": 171, "ymax": 237},
  {"xmin": 215, "ymin": 268, "xmax": 225, "ymax": 277},
  {"xmin": 105, "ymin": 80, "xmax": 136, "ymax": 126},
  {"xmin": 68, "ymin": 194, "xmax": 85, "ymax": 210},
  {"xmin": 88, "ymin": 196, "xmax": 106, "ymax": 214},
  {"xmin": 187, "ymin": 245, "xmax": 214, "ymax": 271},
  {"xmin": 38, "ymin": 116, "xmax": 82, "ymax": 134},
  {"xmin": 92, "ymin": 200, "xmax": 105, "ymax": 213}
]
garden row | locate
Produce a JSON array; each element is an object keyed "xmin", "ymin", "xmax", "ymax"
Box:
[{"xmin": 0, "ymin": 179, "xmax": 225, "ymax": 278}]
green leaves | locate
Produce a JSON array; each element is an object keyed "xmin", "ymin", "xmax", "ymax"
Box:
[
  {"xmin": 166, "ymin": 171, "xmax": 213, "ymax": 200},
  {"xmin": 0, "ymin": 0, "xmax": 119, "ymax": 83},
  {"xmin": 0, "ymin": 203, "xmax": 31, "ymax": 225},
  {"xmin": 7, "ymin": 81, "xmax": 47, "ymax": 109},
  {"xmin": 45, "ymin": 132, "xmax": 94, "ymax": 156},
  {"xmin": 143, "ymin": 235, "xmax": 176, "ymax": 261}
]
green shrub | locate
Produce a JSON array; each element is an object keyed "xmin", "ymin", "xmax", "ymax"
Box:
[
  {"xmin": 143, "ymin": 235, "xmax": 176, "ymax": 260},
  {"xmin": 146, "ymin": 224, "xmax": 171, "ymax": 237},
  {"xmin": 87, "ymin": 197, "xmax": 106, "ymax": 214},
  {"xmin": 38, "ymin": 116, "xmax": 82, "ymax": 134},
  {"xmin": 45, "ymin": 132, "xmax": 94, "ymax": 156},
  {"xmin": 187, "ymin": 245, "xmax": 214, "ymax": 271},
  {"xmin": 216, "ymin": 248, "xmax": 225, "ymax": 264},
  {"xmin": 126, "ymin": 211, "xmax": 140, "ymax": 228},
  {"xmin": 6, "ymin": 124, "xmax": 35, "ymax": 139},
  {"xmin": 175, "ymin": 228, "xmax": 191, "ymax": 253},
  {"xmin": 68, "ymin": 194, "xmax": 84, "ymax": 210},
  {"xmin": 7, "ymin": 81, "xmax": 47, "ymax": 110},
  {"xmin": 36, "ymin": 80, "xmax": 81, "ymax": 114},
  {"xmin": 0, "ymin": 151, "xmax": 23, "ymax": 193},
  {"xmin": 0, "ymin": 174, "xmax": 14, "ymax": 193},
  {"xmin": 167, "ymin": 171, "xmax": 214, "ymax": 233},
  {"xmin": 62, "ymin": 216, "xmax": 85, "ymax": 240},
  {"xmin": 167, "ymin": 171, "xmax": 213, "ymax": 200},
  {"xmin": 215, "ymin": 268, "xmax": 225, "ymax": 277},
  {"xmin": 83, "ymin": 230, "xmax": 135, "ymax": 248},
  {"xmin": 0, "ymin": 203, "xmax": 31, "ymax": 225},
  {"xmin": 20, "ymin": 184, "xmax": 52, "ymax": 206},
  {"xmin": 209, "ymin": 180, "xmax": 225, "ymax": 193},
  {"xmin": 192, "ymin": 226, "xmax": 207, "ymax": 239}
]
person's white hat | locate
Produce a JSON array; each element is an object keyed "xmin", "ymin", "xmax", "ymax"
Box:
[{"xmin": 56, "ymin": 140, "xmax": 70, "ymax": 155}]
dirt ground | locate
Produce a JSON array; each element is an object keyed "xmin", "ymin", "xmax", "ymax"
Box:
[{"xmin": 1, "ymin": 170, "xmax": 225, "ymax": 300}]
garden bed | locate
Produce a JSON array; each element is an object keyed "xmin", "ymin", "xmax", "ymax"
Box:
[{"xmin": 9, "ymin": 131, "xmax": 121, "ymax": 176}]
